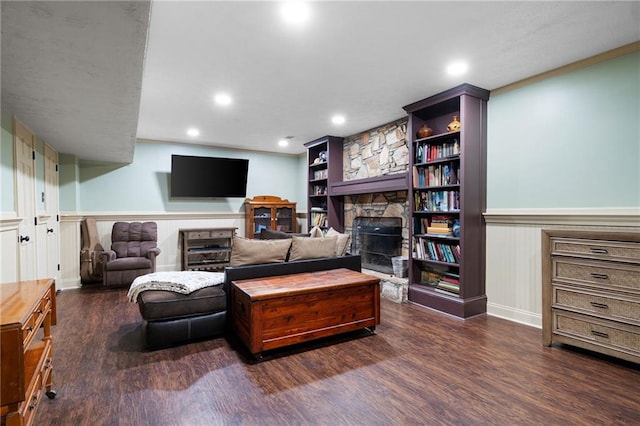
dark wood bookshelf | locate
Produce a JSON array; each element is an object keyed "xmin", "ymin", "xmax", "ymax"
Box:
[
  {"xmin": 304, "ymin": 136, "xmax": 344, "ymax": 232},
  {"xmin": 403, "ymin": 83, "xmax": 490, "ymax": 318}
]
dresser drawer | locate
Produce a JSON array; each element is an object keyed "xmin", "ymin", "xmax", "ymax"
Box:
[
  {"xmin": 553, "ymin": 310, "xmax": 640, "ymax": 355},
  {"xmin": 553, "ymin": 285, "xmax": 640, "ymax": 323},
  {"xmin": 21, "ymin": 312, "xmax": 37, "ymax": 348},
  {"xmin": 551, "ymin": 237, "xmax": 640, "ymax": 263},
  {"xmin": 210, "ymin": 229, "xmax": 234, "ymax": 239},
  {"xmin": 553, "ymin": 258, "xmax": 640, "ymax": 293},
  {"xmin": 186, "ymin": 231, "xmax": 212, "ymax": 239}
]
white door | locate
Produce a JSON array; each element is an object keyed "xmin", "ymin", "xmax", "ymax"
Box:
[
  {"xmin": 14, "ymin": 117, "xmax": 37, "ymax": 281},
  {"xmin": 43, "ymin": 143, "xmax": 60, "ymax": 280}
]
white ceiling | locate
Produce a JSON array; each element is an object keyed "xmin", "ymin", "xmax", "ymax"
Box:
[{"xmin": 2, "ymin": 1, "xmax": 639, "ymax": 163}]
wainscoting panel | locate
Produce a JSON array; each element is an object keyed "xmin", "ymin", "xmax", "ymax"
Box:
[
  {"xmin": 485, "ymin": 208, "xmax": 640, "ymax": 328},
  {"xmin": 58, "ymin": 212, "xmax": 306, "ymax": 290},
  {"xmin": 0, "ymin": 217, "xmax": 21, "ymax": 283}
]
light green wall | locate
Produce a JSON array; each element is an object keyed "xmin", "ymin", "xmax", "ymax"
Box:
[
  {"xmin": 487, "ymin": 50, "xmax": 640, "ymax": 209},
  {"xmin": 1, "ymin": 111, "xmax": 15, "ymax": 214},
  {"xmin": 59, "ymin": 153, "xmax": 79, "ymax": 212},
  {"xmin": 76, "ymin": 141, "xmax": 305, "ymax": 212}
]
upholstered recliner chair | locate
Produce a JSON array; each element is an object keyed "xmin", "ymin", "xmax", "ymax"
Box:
[{"xmin": 102, "ymin": 222, "xmax": 161, "ymax": 288}]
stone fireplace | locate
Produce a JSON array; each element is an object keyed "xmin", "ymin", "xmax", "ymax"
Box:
[{"xmin": 333, "ymin": 117, "xmax": 410, "ymax": 302}]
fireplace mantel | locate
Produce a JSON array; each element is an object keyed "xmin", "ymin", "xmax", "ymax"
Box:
[{"xmin": 329, "ymin": 173, "xmax": 409, "ymax": 196}]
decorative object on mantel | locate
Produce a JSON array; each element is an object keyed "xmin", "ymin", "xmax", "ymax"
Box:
[
  {"xmin": 416, "ymin": 124, "xmax": 433, "ymax": 139},
  {"xmin": 447, "ymin": 115, "xmax": 461, "ymax": 132}
]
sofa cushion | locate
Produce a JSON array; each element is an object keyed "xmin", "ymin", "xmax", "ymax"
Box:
[
  {"xmin": 289, "ymin": 235, "xmax": 338, "ymax": 261},
  {"xmin": 325, "ymin": 227, "xmax": 351, "ymax": 256},
  {"xmin": 105, "ymin": 257, "xmax": 152, "ymax": 271},
  {"xmin": 230, "ymin": 236, "xmax": 291, "ymax": 266},
  {"xmin": 137, "ymin": 285, "xmax": 226, "ymax": 321}
]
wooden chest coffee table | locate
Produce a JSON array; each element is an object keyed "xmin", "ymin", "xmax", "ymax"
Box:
[{"xmin": 231, "ymin": 268, "xmax": 380, "ymax": 358}]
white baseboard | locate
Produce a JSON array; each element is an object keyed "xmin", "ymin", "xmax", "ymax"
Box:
[{"xmin": 487, "ymin": 302, "xmax": 542, "ymax": 329}]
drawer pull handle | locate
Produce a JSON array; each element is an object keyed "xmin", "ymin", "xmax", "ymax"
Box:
[
  {"xmin": 591, "ymin": 330, "xmax": 609, "ymax": 339},
  {"xmin": 27, "ymin": 326, "xmax": 34, "ymax": 332},
  {"xmin": 37, "ymin": 309, "xmax": 44, "ymax": 314},
  {"xmin": 590, "ymin": 302, "xmax": 609, "ymax": 309},
  {"xmin": 28, "ymin": 403, "xmax": 36, "ymax": 410},
  {"xmin": 589, "ymin": 247, "xmax": 609, "ymax": 254},
  {"xmin": 590, "ymin": 273, "xmax": 609, "ymax": 280}
]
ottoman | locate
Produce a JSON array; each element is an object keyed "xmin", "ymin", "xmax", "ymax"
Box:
[{"xmin": 129, "ymin": 272, "xmax": 227, "ymax": 349}]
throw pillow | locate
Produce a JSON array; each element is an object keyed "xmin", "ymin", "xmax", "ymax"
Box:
[
  {"xmin": 325, "ymin": 227, "xmax": 351, "ymax": 256},
  {"xmin": 309, "ymin": 225, "xmax": 324, "ymax": 238},
  {"xmin": 289, "ymin": 235, "xmax": 338, "ymax": 261},
  {"xmin": 230, "ymin": 237, "xmax": 291, "ymax": 266}
]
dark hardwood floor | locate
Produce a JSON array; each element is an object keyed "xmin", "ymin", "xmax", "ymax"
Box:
[{"xmin": 34, "ymin": 286, "xmax": 639, "ymax": 426}]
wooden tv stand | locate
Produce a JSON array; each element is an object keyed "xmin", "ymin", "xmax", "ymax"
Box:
[
  {"xmin": 1, "ymin": 278, "xmax": 57, "ymax": 426},
  {"xmin": 231, "ymin": 268, "xmax": 380, "ymax": 358}
]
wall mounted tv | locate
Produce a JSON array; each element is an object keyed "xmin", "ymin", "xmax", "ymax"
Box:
[{"xmin": 170, "ymin": 154, "xmax": 249, "ymax": 198}]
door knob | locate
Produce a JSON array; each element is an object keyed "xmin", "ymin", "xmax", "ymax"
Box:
[
  {"xmin": 47, "ymin": 228, "xmax": 54, "ymax": 234},
  {"xmin": 19, "ymin": 235, "xmax": 30, "ymax": 243}
]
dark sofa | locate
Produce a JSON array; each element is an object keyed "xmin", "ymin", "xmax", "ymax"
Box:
[{"xmin": 138, "ymin": 254, "xmax": 361, "ymax": 349}]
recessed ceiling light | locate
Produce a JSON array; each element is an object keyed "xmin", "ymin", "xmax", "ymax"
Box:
[
  {"xmin": 281, "ymin": 2, "xmax": 311, "ymax": 25},
  {"xmin": 278, "ymin": 139, "xmax": 289, "ymax": 147},
  {"xmin": 331, "ymin": 115, "xmax": 346, "ymax": 125},
  {"xmin": 214, "ymin": 93, "xmax": 232, "ymax": 106},
  {"xmin": 446, "ymin": 61, "xmax": 468, "ymax": 76},
  {"xmin": 186, "ymin": 128, "xmax": 200, "ymax": 137}
]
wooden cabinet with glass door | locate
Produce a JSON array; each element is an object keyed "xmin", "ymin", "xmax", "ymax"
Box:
[{"xmin": 243, "ymin": 195, "xmax": 297, "ymax": 239}]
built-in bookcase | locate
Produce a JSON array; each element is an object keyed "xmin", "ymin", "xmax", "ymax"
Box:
[
  {"xmin": 304, "ymin": 136, "xmax": 344, "ymax": 232},
  {"xmin": 403, "ymin": 83, "xmax": 490, "ymax": 318}
]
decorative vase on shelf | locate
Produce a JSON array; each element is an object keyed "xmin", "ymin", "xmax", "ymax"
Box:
[
  {"xmin": 447, "ymin": 115, "xmax": 461, "ymax": 132},
  {"xmin": 416, "ymin": 124, "xmax": 433, "ymax": 139},
  {"xmin": 452, "ymin": 220, "xmax": 461, "ymax": 238}
]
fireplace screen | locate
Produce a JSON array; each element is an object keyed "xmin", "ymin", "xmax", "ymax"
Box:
[{"xmin": 351, "ymin": 217, "xmax": 402, "ymax": 274}]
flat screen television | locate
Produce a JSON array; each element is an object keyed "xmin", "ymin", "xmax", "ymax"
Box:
[{"xmin": 170, "ymin": 154, "xmax": 249, "ymax": 198}]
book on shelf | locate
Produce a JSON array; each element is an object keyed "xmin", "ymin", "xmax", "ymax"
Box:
[
  {"xmin": 313, "ymin": 169, "xmax": 328, "ymax": 180},
  {"xmin": 414, "ymin": 190, "xmax": 460, "ymax": 212},
  {"xmin": 435, "ymin": 287, "xmax": 460, "ymax": 297},
  {"xmin": 413, "ymin": 236, "xmax": 460, "ymax": 263},
  {"xmin": 311, "ymin": 212, "xmax": 327, "ymax": 227},
  {"xmin": 426, "ymin": 226, "xmax": 452, "ymax": 235},
  {"xmin": 414, "ymin": 138, "xmax": 461, "ymax": 163}
]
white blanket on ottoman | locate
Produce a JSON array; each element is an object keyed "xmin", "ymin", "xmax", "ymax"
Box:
[{"xmin": 127, "ymin": 271, "xmax": 225, "ymax": 302}]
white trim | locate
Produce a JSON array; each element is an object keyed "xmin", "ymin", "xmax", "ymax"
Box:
[
  {"xmin": 60, "ymin": 211, "xmax": 245, "ymax": 222},
  {"xmin": 487, "ymin": 302, "xmax": 542, "ymax": 329},
  {"xmin": 484, "ymin": 208, "xmax": 640, "ymax": 226},
  {"xmin": 0, "ymin": 216, "xmax": 22, "ymax": 231}
]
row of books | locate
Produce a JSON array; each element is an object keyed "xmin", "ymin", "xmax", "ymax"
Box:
[
  {"xmin": 414, "ymin": 237, "xmax": 461, "ymax": 263},
  {"xmin": 420, "ymin": 269, "xmax": 461, "ymax": 298},
  {"xmin": 436, "ymin": 275, "xmax": 460, "ymax": 296},
  {"xmin": 415, "ymin": 138, "xmax": 460, "ymax": 163},
  {"xmin": 310, "ymin": 212, "xmax": 327, "ymax": 227},
  {"xmin": 413, "ymin": 216, "xmax": 456, "ymax": 236},
  {"xmin": 414, "ymin": 190, "xmax": 460, "ymax": 212},
  {"xmin": 313, "ymin": 169, "xmax": 328, "ymax": 180},
  {"xmin": 413, "ymin": 164, "xmax": 459, "ymax": 188}
]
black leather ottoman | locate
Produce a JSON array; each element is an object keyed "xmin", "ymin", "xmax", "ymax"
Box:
[{"xmin": 136, "ymin": 285, "xmax": 226, "ymax": 349}]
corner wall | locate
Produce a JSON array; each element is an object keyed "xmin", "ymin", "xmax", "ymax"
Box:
[{"xmin": 484, "ymin": 47, "xmax": 640, "ymax": 327}]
